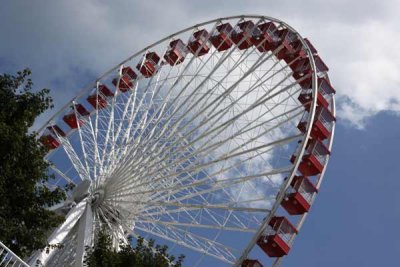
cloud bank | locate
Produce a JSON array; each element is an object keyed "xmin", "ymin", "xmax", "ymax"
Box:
[{"xmin": 1, "ymin": 0, "xmax": 399, "ymax": 128}]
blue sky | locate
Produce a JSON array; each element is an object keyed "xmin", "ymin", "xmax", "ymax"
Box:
[
  {"xmin": 1, "ymin": 1, "xmax": 399, "ymax": 266},
  {"xmin": 285, "ymin": 112, "xmax": 400, "ymax": 266}
]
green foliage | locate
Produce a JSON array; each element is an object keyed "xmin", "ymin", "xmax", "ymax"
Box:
[
  {"xmin": 0, "ymin": 69, "xmax": 66, "ymax": 257},
  {"xmin": 85, "ymin": 229, "xmax": 185, "ymax": 267}
]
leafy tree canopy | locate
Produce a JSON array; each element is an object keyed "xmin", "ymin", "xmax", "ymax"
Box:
[
  {"xmin": 85, "ymin": 229, "xmax": 185, "ymax": 267},
  {"xmin": 0, "ymin": 69, "xmax": 66, "ymax": 257}
]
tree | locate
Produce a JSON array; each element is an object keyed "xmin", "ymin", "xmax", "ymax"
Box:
[
  {"xmin": 0, "ymin": 69, "xmax": 67, "ymax": 257},
  {"xmin": 84, "ymin": 229, "xmax": 185, "ymax": 267}
]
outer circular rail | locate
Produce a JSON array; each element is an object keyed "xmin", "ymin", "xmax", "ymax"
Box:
[{"xmin": 35, "ymin": 15, "xmax": 336, "ymax": 267}]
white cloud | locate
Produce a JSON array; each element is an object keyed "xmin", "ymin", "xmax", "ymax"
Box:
[{"xmin": 1, "ymin": 0, "xmax": 399, "ymax": 128}]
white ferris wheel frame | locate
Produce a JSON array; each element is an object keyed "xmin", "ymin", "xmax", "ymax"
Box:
[{"xmin": 32, "ymin": 15, "xmax": 336, "ymax": 267}]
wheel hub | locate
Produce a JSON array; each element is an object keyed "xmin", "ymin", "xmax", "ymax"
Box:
[{"xmin": 91, "ymin": 188, "xmax": 105, "ymax": 208}]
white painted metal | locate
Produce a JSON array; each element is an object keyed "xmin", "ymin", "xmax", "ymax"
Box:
[
  {"xmin": 74, "ymin": 202, "xmax": 93, "ymax": 267},
  {"xmin": 29, "ymin": 199, "xmax": 88, "ymax": 266},
  {"xmin": 0, "ymin": 241, "xmax": 29, "ymax": 267},
  {"xmin": 33, "ymin": 15, "xmax": 333, "ymax": 266}
]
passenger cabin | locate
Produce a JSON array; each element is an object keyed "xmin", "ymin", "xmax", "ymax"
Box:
[
  {"xmin": 281, "ymin": 176, "xmax": 318, "ymax": 215},
  {"xmin": 75, "ymin": 104, "xmax": 90, "ymax": 116},
  {"xmin": 281, "ymin": 39, "xmax": 304, "ymax": 64},
  {"xmin": 290, "ymin": 55, "xmax": 329, "ymax": 80},
  {"xmin": 164, "ymin": 39, "xmax": 187, "ymax": 65},
  {"xmin": 98, "ymin": 84, "xmax": 114, "ymax": 97},
  {"xmin": 298, "ymin": 77, "xmax": 336, "ymax": 111},
  {"xmin": 242, "ymin": 259, "xmax": 264, "ymax": 267},
  {"xmin": 136, "ymin": 52, "xmax": 160, "ymax": 78},
  {"xmin": 304, "ymin": 38, "xmax": 318, "ymax": 55},
  {"xmin": 63, "ymin": 104, "xmax": 89, "ymax": 129},
  {"xmin": 39, "ymin": 134, "xmax": 60, "ymax": 150},
  {"xmin": 282, "ymin": 38, "xmax": 318, "ymax": 67},
  {"xmin": 253, "ymin": 22, "xmax": 280, "ymax": 52},
  {"xmin": 291, "ymin": 139, "xmax": 330, "ymax": 177},
  {"xmin": 210, "ymin": 23, "xmax": 234, "ymax": 51},
  {"xmin": 122, "ymin": 66, "xmax": 137, "ymax": 80},
  {"xmin": 88, "ymin": 83, "xmax": 115, "ymax": 108},
  {"xmin": 112, "ymin": 75, "xmax": 133, "ymax": 92},
  {"xmin": 232, "ymin": 20, "xmax": 259, "ymax": 50},
  {"xmin": 187, "ymin": 29, "xmax": 210, "ymax": 56},
  {"xmin": 257, "ymin": 216, "xmax": 297, "ymax": 257},
  {"xmin": 112, "ymin": 66, "xmax": 137, "ymax": 92},
  {"xmin": 298, "ymin": 106, "xmax": 336, "ymax": 141},
  {"xmin": 87, "ymin": 93, "xmax": 107, "ymax": 109},
  {"xmin": 276, "ymin": 29, "xmax": 298, "ymax": 61},
  {"xmin": 47, "ymin": 125, "xmax": 66, "ymax": 137}
]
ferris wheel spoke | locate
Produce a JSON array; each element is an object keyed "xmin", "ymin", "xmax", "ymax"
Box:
[
  {"xmin": 144, "ymin": 162, "xmax": 289, "ymax": 206},
  {"xmin": 108, "ymin": 124, "xmax": 295, "ymax": 199},
  {"xmin": 111, "ymin": 31, "xmax": 276, "ymax": 172},
  {"xmin": 137, "ymin": 220, "xmax": 257, "ymax": 233},
  {"xmin": 108, "ymin": 91, "xmax": 136, "ymax": 152},
  {"xmin": 106, "ymin": 50, "xmax": 282, "ymax": 188},
  {"xmin": 108, "ymin": 84, "xmax": 303, "ymax": 194},
  {"xmin": 72, "ymin": 106, "xmax": 92, "ymax": 177},
  {"xmin": 148, "ymin": 171, "xmax": 288, "ymax": 206},
  {"xmin": 47, "ymin": 161, "xmax": 77, "ymax": 186},
  {"xmin": 84, "ymin": 118, "xmax": 103, "ymax": 181},
  {"xmin": 119, "ymin": 48, "xmax": 288, "ymax": 180},
  {"xmin": 108, "ymin": 55, "xmax": 242, "ymax": 180},
  {"xmin": 118, "ymin": 32, "xmax": 231, "ymax": 154},
  {"xmin": 157, "ymin": 48, "xmax": 272, "ymax": 143},
  {"xmin": 100, "ymin": 92, "xmax": 138, "ymax": 178},
  {"xmin": 108, "ymin": 164, "xmax": 291, "ymax": 206},
  {"xmin": 135, "ymin": 223, "xmax": 238, "ymax": 264},
  {"xmin": 106, "ymin": 127, "xmax": 298, "ymax": 198},
  {"xmin": 172, "ymin": 95, "xmax": 301, "ymax": 162},
  {"xmin": 98, "ymin": 106, "xmax": 114, "ymax": 174},
  {"xmin": 57, "ymin": 136, "xmax": 91, "ymax": 181},
  {"xmin": 109, "ymin": 133, "xmax": 290, "ymax": 196},
  {"xmin": 112, "ymin": 200, "xmax": 270, "ymax": 214},
  {"xmin": 128, "ymin": 115, "xmax": 300, "ymax": 186}
]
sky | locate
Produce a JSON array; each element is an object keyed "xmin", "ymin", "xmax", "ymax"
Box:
[{"xmin": 1, "ymin": 0, "xmax": 400, "ymax": 266}]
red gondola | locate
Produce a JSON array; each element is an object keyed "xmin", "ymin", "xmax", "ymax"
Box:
[
  {"xmin": 232, "ymin": 20, "xmax": 259, "ymax": 50},
  {"xmin": 39, "ymin": 134, "xmax": 60, "ymax": 150},
  {"xmin": 98, "ymin": 84, "xmax": 114, "ymax": 97},
  {"xmin": 47, "ymin": 125, "xmax": 66, "ymax": 137},
  {"xmin": 112, "ymin": 75, "xmax": 133, "ymax": 92},
  {"xmin": 122, "ymin": 66, "xmax": 138, "ymax": 80},
  {"xmin": 87, "ymin": 94, "xmax": 107, "ymax": 109},
  {"xmin": 187, "ymin": 29, "xmax": 210, "ymax": 56},
  {"xmin": 298, "ymin": 106, "xmax": 336, "ymax": 141},
  {"xmin": 253, "ymin": 22, "xmax": 281, "ymax": 52},
  {"xmin": 257, "ymin": 216, "xmax": 297, "ymax": 257},
  {"xmin": 283, "ymin": 38, "xmax": 317, "ymax": 65},
  {"xmin": 281, "ymin": 176, "xmax": 318, "ymax": 215},
  {"xmin": 298, "ymin": 77, "xmax": 336, "ymax": 110},
  {"xmin": 291, "ymin": 139, "xmax": 330, "ymax": 176},
  {"xmin": 275, "ymin": 29, "xmax": 298, "ymax": 60},
  {"xmin": 290, "ymin": 55, "xmax": 329, "ymax": 80},
  {"xmin": 164, "ymin": 39, "xmax": 188, "ymax": 65},
  {"xmin": 210, "ymin": 23, "xmax": 234, "ymax": 52},
  {"xmin": 136, "ymin": 52, "xmax": 160, "ymax": 78},
  {"xmin": 112, "ymin": 66, "xmax": 137, "ymax": 92},
  {"xmin": 63, "ymin": 104, "xmax": 89, "ymax": 129},
  {"xmin": 74, "ymin": 104, "xmax": 90, "ymax": 116}
]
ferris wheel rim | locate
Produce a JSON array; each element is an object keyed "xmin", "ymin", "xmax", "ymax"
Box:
[
  {"xmin": 33, "ymin": 15, "xmax": 334, "ymax": 267},
  {"xmin": 37, "ymin": 14, "xmax": 311, "ymax": 134}
]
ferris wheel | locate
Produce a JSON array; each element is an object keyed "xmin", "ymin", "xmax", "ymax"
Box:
[{"xmin": 32, "ymin": 15, "xmax": 336, "ymax": 267}]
